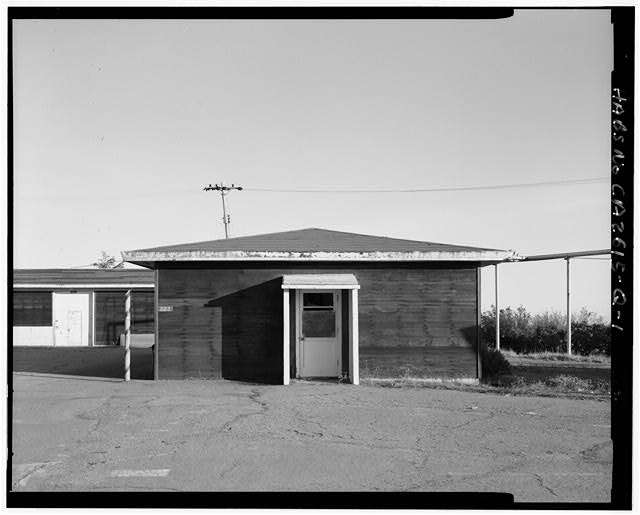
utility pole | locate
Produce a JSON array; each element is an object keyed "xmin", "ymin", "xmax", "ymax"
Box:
[{"xmin": 203, "ymin": 182, "xmax": 243, "ymax": 239}]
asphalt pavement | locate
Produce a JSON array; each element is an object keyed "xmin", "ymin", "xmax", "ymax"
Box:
[{"xmin": 10, "ymin": 372, "xmax": 611, "ymax": 501}]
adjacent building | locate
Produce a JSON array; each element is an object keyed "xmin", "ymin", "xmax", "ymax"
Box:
[{"xmin": 12, "ymin": 269, "xmax": 155, "ymax": 347}]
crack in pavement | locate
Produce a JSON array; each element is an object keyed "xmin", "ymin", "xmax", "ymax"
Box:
[
  {"xmin": 533, "ymin": 473, "xmax": 558, "ymax": 498},
  {"xmin": 219, "ymin": 459, "xmax": 241, "ymax": 480},
  {"xmin": 580, "ymin": 441, "xmax": 612, "ymax": 463},
  {"xmin": 451, "ymin": 409, "xmax": 496, "ymax": 430},
  {"xmin": 221, "ymin": 388, "xmax": 268, "ymax": 433},
  {"xmin": 292, "ymin": 428, "xmax": 323, "ymax": 438}
]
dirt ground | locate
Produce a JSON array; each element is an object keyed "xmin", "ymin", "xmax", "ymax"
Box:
[{"xmin": 10, "ymin": 371, "xmax": 611, "ymax": 502}]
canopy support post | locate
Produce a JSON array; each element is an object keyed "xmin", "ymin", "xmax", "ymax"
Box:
[
  {"xmin": 349, "ymin": 289, "xmax": 359, "ymax": 385},
  {"xmin": 566, "ymin": 258, "xmax": 572, "ymax": 355},
  {"xmin": 283, "ymin": 288, "xmax": 290, "ymax": 385},
  {"xmin": 495, "ymin": 264, "xmax": 500, "ymax": 351}
]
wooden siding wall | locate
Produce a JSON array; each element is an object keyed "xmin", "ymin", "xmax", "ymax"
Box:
[
  {"xmin": 94, "ymin": 290, "xmax": 154, "ymax": 346},
  {"xmin": 157, "ymin": 264, "xmax": 479, "ymax": 381}
]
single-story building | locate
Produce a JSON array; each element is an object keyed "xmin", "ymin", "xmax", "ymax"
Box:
[
  {"xmin": 122, "ymin": 228, "xmax": 518, "ymax": 384},
  {"xmin": 12, "ymin": 269, "xmax": 155, "ymax": 347}
]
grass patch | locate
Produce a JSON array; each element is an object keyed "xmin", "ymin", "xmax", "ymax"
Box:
[
  {"xmin": 360, "ymin": 376, "xmax": 479, "ymax": 389},
  {"xmin": 359, "ymin": 346, "xmax": 610, "ymax": 399},
  {"xmin": 502, "ymin": 350, "xmax": 610, "ymax": 364},
  {"xmin": 360, "ymin": 374, "xmax": 609, "ymax": 399},
  {"xmin": 544, "ymin": 374, "xmax": 610, "ymax": 392},
  {"xmin": 499, "ymin": 375, "xmax": 610, "ymax": 397}
]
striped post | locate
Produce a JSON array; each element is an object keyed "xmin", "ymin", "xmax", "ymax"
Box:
[{"xmin": 125, "ymin": 289, "xmax": 131, "ymax": 381}]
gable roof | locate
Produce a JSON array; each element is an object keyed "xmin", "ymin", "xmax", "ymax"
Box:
[
  {"xmin": 13, "ymin": 268, "xmax": 154, "ymax": 288},
  {"xmin": 123, "ymin": 228, "xmax": 519, "ymax": 266}
]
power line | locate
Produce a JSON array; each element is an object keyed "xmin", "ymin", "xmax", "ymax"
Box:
[
  {"xmin": 19, "ymin": 176, "xmax": 608, "ymax": 202},
  {"xmin": 244, "ymin": 176, "xmax": 608, "ymax": 193}
]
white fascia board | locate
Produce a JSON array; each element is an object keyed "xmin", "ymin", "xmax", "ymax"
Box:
[
  {"xmin": 281, "ymin": 284, "xmax": 360, "ymax": 290},
  {"xmin": 123, "ymin": 250, "xmax": 521, "ymax": 262},
  {"xmin": 282, "ymin": 273, "xmax": 360, "ymax": 289},
  {"xmin": 13, "ymin": 284, "xmax": 155, "ymax": 289}
]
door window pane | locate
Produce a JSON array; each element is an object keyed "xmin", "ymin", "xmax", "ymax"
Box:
[
  {"xmin": 303, "ymin": 292, "xmax": 334, "ymax": 309},
  {"xmin": 302, "ymin": 310, "xmax": 336, "ymax": 337}
]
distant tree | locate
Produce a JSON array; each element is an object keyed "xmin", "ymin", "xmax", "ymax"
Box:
[{"xmin": 93, "ymin": 251, "xmax": 124, "ymax": 269}]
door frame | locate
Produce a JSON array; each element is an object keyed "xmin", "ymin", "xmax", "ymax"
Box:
[
  {"xmin": 295, "ymin": 289, "xmax": 341, "ymax": 378},
  {"xmin": 52, "ymin": 291, "xmax": 91, "ymax": 347}
]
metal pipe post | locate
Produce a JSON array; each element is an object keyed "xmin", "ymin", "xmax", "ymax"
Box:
[
  {"xmin": 495, "ymin": 264, "xmax": 500, "ymax": 351},
  {"xmin": 125, "ymin": 289, "xmax": 131, "ymax": 381},
  {"xmin": 566, "ymin": 258, "xmax": 571, "ymax": 355}
]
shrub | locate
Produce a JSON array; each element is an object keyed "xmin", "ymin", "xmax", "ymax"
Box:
[
  {"xmin": 571, "ymin": 321, "xmax": 611, "ymax": 355},
  {"xmin": 481, "ymin": 305, "xmax": 610, "ymax": 356},
  {"xmin": 479, "ymin": 343, "xmax": 512, "ymax": 379}
]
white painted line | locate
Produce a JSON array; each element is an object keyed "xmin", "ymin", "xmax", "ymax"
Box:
[
  {"xmin": 15, "ymin": 461, "xmax": 61, "ymax": 487},
  {"xmin": 592, "ymin": 424, "xmax": 611, "ymax": 428},
  {"xmin": 111, "ymin": 469, "xmax": 170, "ymax": 478}
]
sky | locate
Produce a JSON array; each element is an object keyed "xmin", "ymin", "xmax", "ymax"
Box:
[{"xmin": 12, "ymin": 10, "xmax": 613, "ymax": 319}]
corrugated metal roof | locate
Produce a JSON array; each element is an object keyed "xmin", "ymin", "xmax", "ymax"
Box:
[
  {"xmin": 13, "ymin": 269, "xmax": 154, "ymax": 287},
  {"xmin": 128, "ymin": 228, "xmax": 503, "ymax": 254}
]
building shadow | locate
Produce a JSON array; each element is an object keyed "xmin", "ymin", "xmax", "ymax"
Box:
[
  {"xmin": 12, "ymin": 346, "xmax": 154, "ymax": 380},
  {"xmin": 204, "ymin": 278, "xmax": 283, "ymax": 384}
]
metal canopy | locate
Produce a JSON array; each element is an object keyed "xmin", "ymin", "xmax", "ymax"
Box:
[
  {"xmin": 522, "ymin": 249, "xmax": 610, "ymax": 261},
  {"xmin": 493, "ymin": 248, "xmax": 610, "ymax": 355}
]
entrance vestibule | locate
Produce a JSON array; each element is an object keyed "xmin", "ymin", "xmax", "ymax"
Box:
[{"xmin": 281, "ymin": 274, "xmax": 360, "ymax": 385}]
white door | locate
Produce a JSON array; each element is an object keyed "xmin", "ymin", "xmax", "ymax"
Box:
[
  {"xmin": 53, "ymin": 293, "xmax": 90, "ymax": 346},
  {"xmin": 298, "ymin": 290, "xmax": 341, "ymax": 377}
]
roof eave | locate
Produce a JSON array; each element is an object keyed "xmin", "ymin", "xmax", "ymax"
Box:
[{"xmin": 122, "ymin": 250, "xmax": 521, "ymax": 263}]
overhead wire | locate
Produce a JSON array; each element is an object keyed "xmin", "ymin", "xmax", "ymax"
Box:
[
  {"xmin": 243, "ymin": 176, "xmax": 609, "ymax": 193},
  {"xmin": 19, "ymin": 176, "xmax": 608, "ymax": 201}
]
